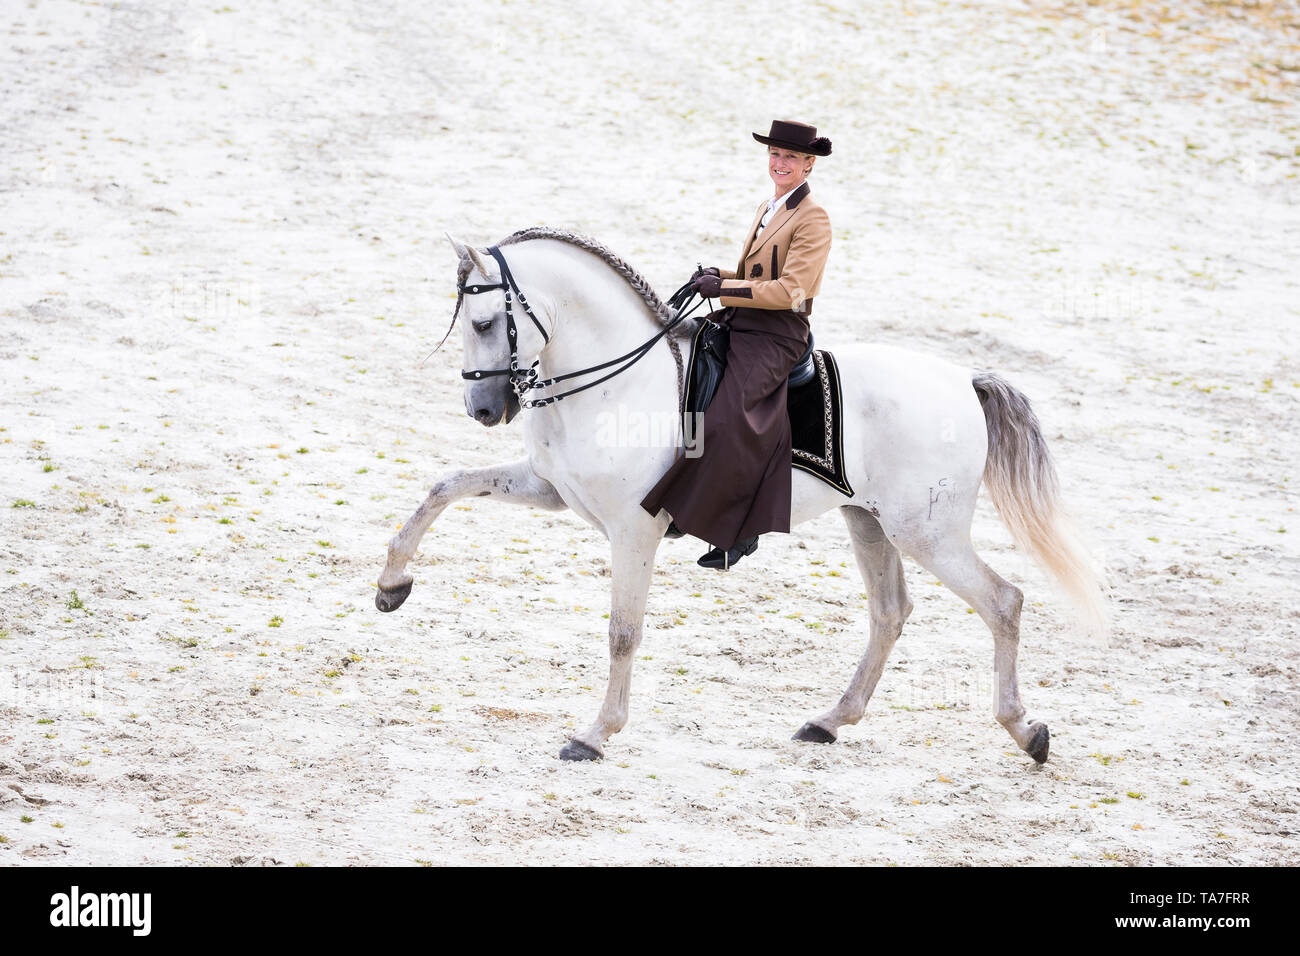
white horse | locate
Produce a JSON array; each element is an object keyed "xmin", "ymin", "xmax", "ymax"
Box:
[{"xmin": 377, "ymin": 227, "xmax": 1107, "ymax": 764}]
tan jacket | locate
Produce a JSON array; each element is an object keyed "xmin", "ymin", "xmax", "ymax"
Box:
[{"xmin": 717, "ymin": 182, "xmax": 831, "ymax": 313}]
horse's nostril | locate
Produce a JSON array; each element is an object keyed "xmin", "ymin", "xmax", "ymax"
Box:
[{"xmin": 474, "ymin": 407, "xmax": 495, "ymax": 423}]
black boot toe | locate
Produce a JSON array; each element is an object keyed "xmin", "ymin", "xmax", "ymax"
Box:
[{"xmin": 697, "ymin": 537, "xmax": 758, "ymax": 570}]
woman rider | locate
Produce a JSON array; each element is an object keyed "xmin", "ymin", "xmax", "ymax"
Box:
[{"xmin": 641, "ymin": 119, "xmax": 833, "ymax": 570}]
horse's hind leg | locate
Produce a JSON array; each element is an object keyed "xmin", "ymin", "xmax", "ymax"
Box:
[
  {"xmin": 908, "ymin": 536, "xmax": 1049, "ymax": 764},
  {"xmin": 375, "ymin": 457, "xmax": 566, "ymax": 612},
  {"xmin": 794, "ymin": 506, "xmax": 913, "ymax": 744}
]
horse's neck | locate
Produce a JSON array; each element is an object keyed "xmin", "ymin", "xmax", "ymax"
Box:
[{"xmin": 514, "ymin": 242, "xmax": 674, "ymax": 404}]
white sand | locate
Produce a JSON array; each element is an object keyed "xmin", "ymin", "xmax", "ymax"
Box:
[{"xmin": 1, "ymin": 0, "xmax": 1297, "ymax": 865}]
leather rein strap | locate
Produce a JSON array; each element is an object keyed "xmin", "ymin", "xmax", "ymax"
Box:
[{"xmin": 460, "ymin": 245, "xmax": 701, "ymax": 410}]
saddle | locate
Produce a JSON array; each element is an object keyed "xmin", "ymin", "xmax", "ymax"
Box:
[
  {"xmin": 688, "ymin": 320, "xmax": 815, "ymax": 410},
  {"xmin": 682, "ymin": 319, "xmax": 854, "ymax": 496}
]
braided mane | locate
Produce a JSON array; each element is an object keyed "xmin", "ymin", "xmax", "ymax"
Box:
[
  {"xmin": 497, "ymin": 226, "xmax": 683, "ymax": 332},
  {"xmin": 449, "ymin": 226, "xmax": 691, "ymax": 409}
]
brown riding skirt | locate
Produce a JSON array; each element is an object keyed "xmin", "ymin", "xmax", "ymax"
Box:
[{"xmin": 640, "ymin": 306, "xmax": 809, "ymax": 550}]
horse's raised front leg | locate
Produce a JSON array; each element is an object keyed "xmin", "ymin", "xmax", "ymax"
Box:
[
  {"xmin": 375, "ymin": 457, "xmax": 566, "ymax": 612},
  {"xmin": 559, "ymin": 521, "xmax": 661, "ymax": 762},
  {"xmin": 794, "ymin": 505, "xmax": 913, "ymax": 743}
]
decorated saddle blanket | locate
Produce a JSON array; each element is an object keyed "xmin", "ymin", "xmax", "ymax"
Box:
[{"xmin": 682, "ymin": 320, "xmax": 854, "ymax": 497}]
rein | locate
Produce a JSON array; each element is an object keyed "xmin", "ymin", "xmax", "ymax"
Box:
[{"xmin": 458, "ymin": 245, "xmax": 706, "ymax": 410}]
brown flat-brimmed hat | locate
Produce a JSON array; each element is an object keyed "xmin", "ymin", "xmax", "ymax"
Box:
[{"xmin": 752, "ymin": 119, "xmax": 832, "ymax": 156}]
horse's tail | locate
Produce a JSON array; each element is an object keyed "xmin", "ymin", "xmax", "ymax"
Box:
[{"xmin": 972, "ymin": 371, "xmax": 1109, "ymax": 638}]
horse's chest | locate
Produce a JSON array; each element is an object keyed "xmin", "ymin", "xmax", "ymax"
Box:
[{"xmin": 524, "ymin": 433, "xmax": 598, "ymax": 518}]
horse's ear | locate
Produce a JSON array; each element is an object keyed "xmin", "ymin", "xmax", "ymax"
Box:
[
  {"xmin": 445, "ymin": 232, "xmax": 470, "ymax": 261},
  {"xmin": 464, "ymin": 245, "xmax": 494, "ymax": 280}
]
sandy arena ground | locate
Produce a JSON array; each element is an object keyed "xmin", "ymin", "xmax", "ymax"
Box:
[{"xmin": 1, "ymin": 0, "xmax": 1298, "ymax": 865}]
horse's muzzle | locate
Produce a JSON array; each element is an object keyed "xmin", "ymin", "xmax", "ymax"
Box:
[{"xmin": 469, "ymin": 387, "xmax": 520, "ymax": 426}]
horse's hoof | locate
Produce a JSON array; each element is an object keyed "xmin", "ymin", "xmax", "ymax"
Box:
[
  {"xmin": 374, "ymin": 581, "xmax": 412, "ymax": 613},
  {"xmin": 1026, "ymin": 722, "xmax": 1050, "ymax": 764},
  {"xmin": 792, "ymin": 722, "xmax": 836, "ymax": 744},
  {"xmin": 559, "ymin": 740, "xmax": 602, "ymax": 762}
]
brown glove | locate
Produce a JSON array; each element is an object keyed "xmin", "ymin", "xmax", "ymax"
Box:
[{"xmin": 692, "ymin": 273, "xmax": 723, "ymax": 298}]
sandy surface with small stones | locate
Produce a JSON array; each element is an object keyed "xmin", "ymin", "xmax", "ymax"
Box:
[{"xmin": 1, "ymin": 0, "xmax": 1298, "ymax": 865}]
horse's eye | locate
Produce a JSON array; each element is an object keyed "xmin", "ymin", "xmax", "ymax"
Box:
[{"xmin": 473, "ymin": 318, "xmax": 494, "ymax": 334}]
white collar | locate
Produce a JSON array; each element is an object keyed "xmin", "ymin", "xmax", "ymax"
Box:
[{"xmin": 767, "ymin": 181, "xmax": 806, "ymax": 213}]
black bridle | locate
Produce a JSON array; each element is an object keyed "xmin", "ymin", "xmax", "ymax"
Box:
[{"xmin": 456, "ymin": 245, "xmax": 705, "ymax": 410}]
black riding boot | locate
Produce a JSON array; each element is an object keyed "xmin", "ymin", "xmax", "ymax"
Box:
[{"xmin": 697, "ymin": 536, "xmax": 759, "ymax": 570}]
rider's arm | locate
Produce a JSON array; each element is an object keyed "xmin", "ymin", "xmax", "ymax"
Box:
[{"xmin": 716, "ymin": 205, "xmax": 830, "ymax": 311}]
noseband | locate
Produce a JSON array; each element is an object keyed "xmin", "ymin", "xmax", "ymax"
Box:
[{"xmin": 459, "ymin": 246, "xmax": 699, "ymax": 410}]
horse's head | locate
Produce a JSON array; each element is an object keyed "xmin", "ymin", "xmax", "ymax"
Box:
[{"xmin": 446, "ymin": 234, "xmax": 523, "ymax": 427}]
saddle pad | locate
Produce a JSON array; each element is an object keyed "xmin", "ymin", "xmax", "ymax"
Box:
[
  {"xmin": 788, "ymin": 349, "xmax": 854, "ymax": 497},
  {"xmin": 681, "ymin": 323, "xmax": 854, "ymax": 497}
]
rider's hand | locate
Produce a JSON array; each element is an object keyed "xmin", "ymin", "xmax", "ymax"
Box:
[
  {"xmin": 693, "ymin": 274, "xmax": 723, "ymax": 298},
  {"xmin": 692, "ymin": 265, "xmax": 721, "ymax": 280}
]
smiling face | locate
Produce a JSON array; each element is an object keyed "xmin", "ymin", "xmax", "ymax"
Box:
[{"xmin": 768, "ymin": 146, "xmax": 814, "ymax": 197}]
